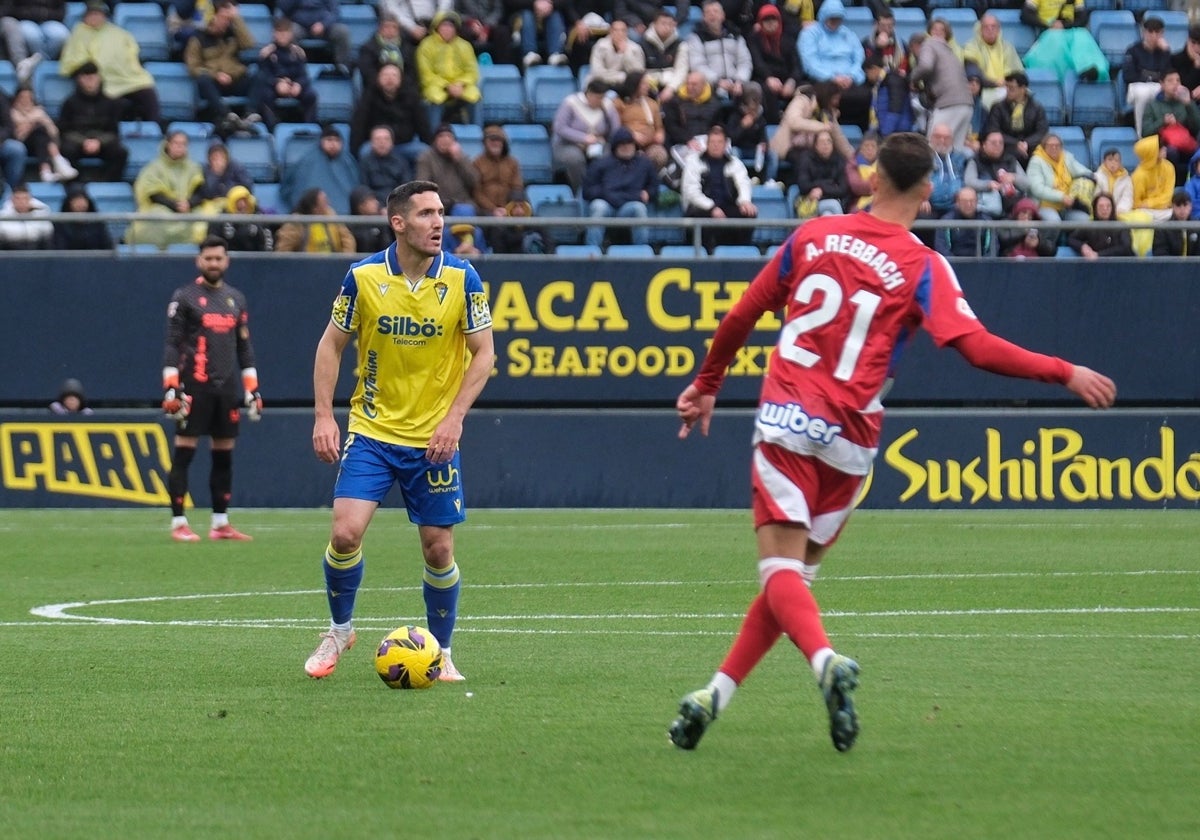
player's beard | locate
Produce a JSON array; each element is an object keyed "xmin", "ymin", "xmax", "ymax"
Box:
[{"xmin": 200, "ymin": 268, "xmax": 224, "ymax": 286}]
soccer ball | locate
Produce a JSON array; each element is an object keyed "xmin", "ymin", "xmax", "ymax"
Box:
[{"xmin": 374, "ymin": 625, "xmax": 443, "ymax": 689}]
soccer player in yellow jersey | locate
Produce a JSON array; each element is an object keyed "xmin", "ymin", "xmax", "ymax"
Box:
[{"xmin": 305, "ymin": 180, "xmax": 496, "ymax": 681}]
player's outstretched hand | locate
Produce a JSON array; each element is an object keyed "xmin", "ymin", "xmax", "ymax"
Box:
[
  {"xmin": 677, "ymin": 384, "xmax": 716, "ymax": 439},
  {"xmin": 1066, "ymin": 365, "xmax": 1117, "ymax": 409}
]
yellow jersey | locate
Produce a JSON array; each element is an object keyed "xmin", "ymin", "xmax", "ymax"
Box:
[{"xmin": 330, "ymin": 245, "xmax": 492, "ymax": 447}]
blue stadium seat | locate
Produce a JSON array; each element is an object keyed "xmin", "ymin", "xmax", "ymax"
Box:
[
  {"xmin": 239, "ymin": 3, "xmax": 274, "ymax": 47},
  {"xmin": 311, "ymin": 66, "xmax": 356, "ymax": 123},
  {"xmin": 166, "ymin": 121, "xmax": 216, "ymax": 140},
  {"xmin": 253, "ymin": 181, "xmax": 283, "ymax": 214},
  {"xmin": 841, "ymin": 123, "xmax": 863, "ymax": 148},
  {"xmin": 1087, "ymin": 10, "xmax": 1136, "ymax": 39},
  {"xmin": 555, "ymin": 244, "xmax": 602, "ymax": 257},
  {"xmin": 605, "ymin": 243, "xmax": 655, "ymax": 257},
  {"xmin": 0, "ymin": 60, "xmax": 14, "ymax": 93},
  {"xmin": 1095, "ymin": 22, "xmax": 1138, "ymax": 68},
  {"xmin": 146, "ymin": 62, "xmax": 197, "ymax": 121},
  {"xmin": 341, "ymin": 4, "xmax": 379, "ymax": 49},
  {"xmin": 119, "ymin": 120, "xmax": 163, "ymax": 139},
  {"xmin": 65, "ymin": 1, "xmax": 86, "ymax": 29},
  {"xmin": 529, "ymin": 75, "xmax": 578, "ymax": 125},
  {"xmin": 523, "ymin": 64, "xmax": 574, "ymax": 101},
  {"xmin": 892, "ymin": 7, "xmax": 929, "ymax": 45},
  {"xmin": 929, "ymin": 8, "xmax": 979, "ymax": 37},
  {"xmin": 28, "ymin": 181, "xmax": 66, "ymax": 207},
  {"xmin": 1028, "ymin": 77, "xmax": 1065, "ymax": 124},
  {"xmin": 88, "ymin": 181, "xmax": 136, "ymax": 242},
  {"xmin": 226, "ymin": 134, "xmax": 277, "ymax": 182},
  {"xmin": 1160, "ymin": 14, "xmax": 1190, "ymax": 53},
  {"xmin": 454, "ymin": 122, "xmax": 484, "ymax": 160},
  {"xmin": 504, "ymin": 123, "xmax": 553, "ymax": 183},
  {"xmin": 529, "ymin": 184, "xmax": 584, "ymax": 245},
  {"xmin": 477, "ymin": 74, "xmax": 528, "ymax": 125},
  {"xmin": 273, "ymin": 122, "xmax": 323, "ymax": 166},
  {"xmin": 1050, "ymin": 125, "xmax": 1090, "ymax": 168},
  {"xmin": 988, "ymin": 9, "xmax": 1035, "ymax": 55},
  {"xmin": 37, "ymin": 73, "xmax": 75, "ymax": 119},
  {"xmin": 839, "ymin": 6, "xmax": 876, "ymax": 43},
  {"xmin": 750, "ymin": 184, "xmax": 791, "ymax": 247},
  {"xmin": 123, "ymin": 135, "xmax": 163, "ymax": 180},
  {"xmin": 712, "ymin": 245, "xmax": 763, "ymax": 258},
  {"xmin": 658, "ymin": 244, "xmax": 704, "ymax": 258},
  {"xmin": 1089, "ymin": 126, "xmax": 1138, "ymax": 173},
  {"xmin": 122, "ymin": 16, "xmax": 171, "ymax": 62},
  {"xmin": 1071, "ymin": 82, "xmax": 1118, "ymax": 129}
]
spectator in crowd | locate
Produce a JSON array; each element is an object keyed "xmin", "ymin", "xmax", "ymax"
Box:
[
  {"xmin": 792, "ymin": 128, "xmax": 850, "ymax": 218},
  {"xmin": 861, "ymin": 8, "xmax": 909, "ymax": 79},
  {"xmin": 663, "ymin": 70, "xmax": 724, "ymax": 151},
  {"xmin": 681, "ymin": 123, "xmax": 757, "ymax": 253},
  {"xmin": 984, "ymin": 71, "xmax": 1048, "ymax": 167},
  {"xmin": 999, "ymin": 196, "xmax": 1056, "ymax": 258},
  {"xmin": 1026, "ymin": 132, "xmax": 1094, "ymax": 223},
  {"xmin": 746, "ymin": 4, "xmax": 799, "ymax": 125},
  {"xmin": 1068, "ymin": 192, "xmax": 1133, "ymax": 259},
  {"xmin": 381, "ymin": 0, "xmax": 452, "ymax": 48},
  {"xmin": 281, "ymin": 124, "xmax": 360, "ymax": 215},
  {"xmin": 472, "ymin": 123, "xmax": 524, "ymax": 217},
  {"xmin": 52, "ymin": 183, "xmax": 112, "ymax": 250},
  {"xmin": 776, "ymin": 0, "xmax": 814, "ymax": 41},
  {"xmin": 348, "ymin": 185, "xmax": 391, "ymax": 253},
  {"xmin": 8, "ymin": 85, "xmax": 77, "ymax": 183},
  {"xmin": 1142, "ymin": 69, "xmax": 1200, "ymax": 186},
  {"xmin": 582, "ymin": 126, "xmax": 658, "ymax": 248},
  {"xmin": 909, "ymin": 27, "xmax": 973, "ymax": 149},
  {"xmin": 1123, "ymin": 16, "xmax": 1173, "ymax": 138},
  {"xmin": 588, "ymin": 17, "xmax": 645, "ymax": 92},
  {"xmin": 561, "ymin": 7, "xmax": 612, "ymax": 73},
  {"xmin": 130, "ymin": 131, "xmax": 209, "ymax": 249},
  {"xmin": 184, "ymin": 0, "xmax": 256, "ymax": 128},
  {"xmin": 489, "ymin": 189, "xmax": 554, "ymax": 255},
  {"xmin": 686, "ymin": 0, "xmax": 752, "ymax": 101},
  {"xmin": 846, "ymin": 130, "xmax": 879, "ymax": 211},
  {"xmin": 797, "ymin": 0, "xmax": 870, "ymax": 131},
  {"xmin": 358, "ymin": 8, "xmax": 416, "ymax": 91},
  {"xmin": 552, "ymin": 78, "xmax": 621, "ymax": 192},
  {"xmin": 862, "ymin": 50, "xmax": 913, "ymax": 140},
  {"xmin": 49, "ymin": 377, "xmax": 94, "ymax": 415},
  {"xmin": 772, "ymin": 82, "xmax": 856, "ymax": 173},
  {"xmin": 926, "ymin": 17, "xmax": 964, "ymax": 61},
  {"xmin": 416, "ymin": 10, "xmax": 481, "ymax": 125},
  {"xmin": 1020, "ymin": 2, "xmax": 1106, "ymax": 85},
  {"xmin": 59, "ymin": 0, "xmax": 160, "ymax": 122},
  {"xmin": 253, "ymin": 16, "xmax": 319, "ymax": 129},
  {"xmin": 197, "ymin": 141, "xmax": 253, "ymax": 205},
  {"xmin": 934, "ymin": 186, "xmax": 996, "ymax": 258},
  {"xmin": 614, "ymin": 71, "xmax": 668, "ymax": 171},
  {"xmin": 1020, "ymin": 0, "xmax": 1081, "ymax": 33},
  {"xmin": 1094, "ymin": 147, "xmax": 1133, "ymax": 217},
  {"xmin": 456, "ymin": 0, "xmax": 514, "ymax": 66},
  {"xmin": 276, "ymin": 0, "xmax": 352, "ymax": 73},
  {"xmin": 1152, "ymin": 188, "xmax": 1200, "ymax": 255},
  {"xmin": 207, "ymin": 184, "xmax": 274, "ymax": 252},
  {"xmin": 350, "ymin": 63, "xmax": 431, "ymax": 163},
  {"xmin": 1, "ymin": 0, "xmax": 69, "ymax": 82},
  {"xmin": 416, "ymin": 122, "xmax": 479, "ymax": 212},
  {"xmin": 1169, "ymin": 24, "xmax": 1200, "ymax": 108},
  {"xmin": 1184, "ymin": 149, "xmax": 1200, "ymax": 219},
  {"xmin": 57, "ymin": 61, "xmax": 127, "ymax": 182},
  {"xmin": 723, "ymin": 81, "xmax": 772, "ymax": 183},
  {"xmin": 963, "ymin": 67, "xmax": 987, "ymax": 152},
  {"xmin": 0, "ymin": 182, "xmax": 53, "ymax": 249},
  {"xmin": 359, "ymin": 125, "xmax": 413, "ymax": 205},
  {"xmin": 641, "ymin": 7, "xmax": 688, "ymax": 103},
  {"xmin": 513, "ymin": 0, "xmax": 568, "ymax": 70},
  {"xmin": 925, "ymin": 122, "xmax": 967, "ymax": 217},
  {"xmin": 1131, "ymin": 134, "xmax": 1177, "ymax": 222},
  {"xmin": 614, "ymin": 0, "xmax": 689, "ymax": 35},
  {"xmin": 962, "ymin": 13, "xmax": 1023, "ymax": 111},
  {"xmin": 965, "ymin": 129, "xmax": 1029, "ymax": 219},
  {"xmin": 275, "ymin": 187, "xmax": 356, "ymax": 253}
]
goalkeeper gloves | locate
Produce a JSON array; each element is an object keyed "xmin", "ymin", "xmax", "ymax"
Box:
[
  {"xmin": 163, "ymin": 385, "xmax": 191, "ymax": 420},
  {"xmin": 242, "ymin": 367, "xmax": 262, "ymax": 421},
  {"xmin": 243, "ymin": 389, "xmax": 263, "ymax": 421}
]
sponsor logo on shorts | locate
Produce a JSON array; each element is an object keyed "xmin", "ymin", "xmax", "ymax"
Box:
[{"xmin": 757, "ymin": 401, "xmax": 843, "ymax": 444}]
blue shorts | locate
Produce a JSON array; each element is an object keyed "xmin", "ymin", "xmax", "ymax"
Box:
[{"xmin": 334, "ymin": 433, "xmax": 466, "ymax": 527}]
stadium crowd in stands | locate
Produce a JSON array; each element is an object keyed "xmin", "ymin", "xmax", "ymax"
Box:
[{"xmin": 1, "ymin": 0, "xmax": 1199, "ymax": 257}]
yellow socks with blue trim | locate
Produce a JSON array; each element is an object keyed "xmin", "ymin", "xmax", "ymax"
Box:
[
  {"xmin": 423, "ymin": 560, "xmax": 460, "ymax": 649},
  {"xmin": 324, "ymin": 543, "xmax": 363, "ymax": 625}
]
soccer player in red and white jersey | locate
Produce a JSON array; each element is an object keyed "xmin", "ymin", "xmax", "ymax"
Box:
[{"xmin": 668, "ymin": 132, "xmax": 1116, "ymax": 753}]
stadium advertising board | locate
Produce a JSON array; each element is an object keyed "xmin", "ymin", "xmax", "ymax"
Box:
[{"xmin": 2, "ymin": 411, "xmax": 1197, "ymax": 509}]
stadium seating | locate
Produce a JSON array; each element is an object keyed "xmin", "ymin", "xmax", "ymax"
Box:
[
  {"xmin": 29, "ymin": 181, "xmax": 66, "ymax": 207},
  {"xmin": 123, "ymin": 135, "xmax": 164, "ymax": 180},
  {"xmin": 1087, "ymin": 10, "xmax": 1136, "ymax": 40},
  {"xmin": 504, "ymin": 123, "xmax": 554, "ymax": 183},
  {"xmin": 528, "ymin": 73, "xmax": 578, "ymax": 125},
  {"xmin": 839, "ymin": 6, "xmax": 875, "ymax": 43},
  {"xmin": 454, "ymin": 122, "xmax": 484, "ymax": 160},
  {"xmin": 239, "ymin": 3, "xmax": 275, "ymax": 47},
  {"xmin": 119, "ymin": 120, "xmax": 163, "ymax": 139},
  {"xmin": 555, "ymin": 244, "xmax": 602, "ymax": 257},
  {"xmin": 1095, "ymin": 22, "xmax": 1138, "ymax": 69},
  {"xmin": 341, "ymin": 4, "xmax": 380, "ymax": 51},
  {"xmin": 477, "ymin": 71, "xmax": 528, "ymax": 125},
  {"xmin": 253, "ymin": 181, "xmax": 283, "ymax": 214},
  {"xmin": 712, "ymin": 245, "xmax": 762, "ymax": 258},
  {"xmin": 1051, "ymin": 125, "xmax": 1090, "ymax": 168},
  {"xmin": 311, "ymin": 66, "xmax": 356, "ymax": 123},
  {"xmin": 115, "ymin": 4, "xmax": 171, "ymax": 62},
  {"xmin": 65, "ymin": 1, "xmax": 85, "ymax": 29},
  {"xmin": 88, "ymin": 181, "xmax": 136, "ymax": 242},
  {"xmin": 930, "ymin": 8, "xmax": 979, "ymax": 36},
  {"xmin": 37, "ymin": 73, "xmax": 76, "ymax": 120},
  {"xmin": 523, "ymin": 64, "xmax": 574, "ymax": 102},
  {"xmin": 527, "ymin": 183, "xmax": 583, "ymax": 245},
  {"xmin": 273, "ymin": 122, "xmax": 324, "ymax": 167},
  {"xmin": 750, "ymin": 184, "xmax": 791, "ymax": 247},
  {"xmin": 1071, "ymin": 82, "xmax": 1118, "ymax": 130},
  {"xmin": 658, "ymin": 244, "xmax": 704, "ymax": 259},
  {"xmin": 988, "ymin": 9, "xmax": 1036, "ymax": 55},
  {"xmin": 1027, "ymin": 76, "xmax": 1065, "ymax": 125},
  {"xmin": 892, "ymin": 7, "xmax": 928, "ymax": 45},
  {"xmin": 605, "ymin": 243, "xmax": 655, "ymax": 257},
  {"xmin": 145, "ymin": 62, "xmax": 197, "ymax": 121},
  {"xmin": 226, "ymin": 134, "xmax": 278, "ymax": 182},
  {"xmin": 0, "ymin": 60, "xmax": 15, "ymax": 94},
  {"xmin": 1159, "ymin": 11, "xmax": 1190, "ymax": 52}
]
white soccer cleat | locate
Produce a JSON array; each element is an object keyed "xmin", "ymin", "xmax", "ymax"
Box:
[
  {"xmin": 305, "ymin": 630, "xmax": 357, "ymax": 678},
  {"xmin": 437, "ymin": 653, "xmax": 465, "ymax": 682}
]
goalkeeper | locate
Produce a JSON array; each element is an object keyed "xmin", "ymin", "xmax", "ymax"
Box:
[{"xmin": 160, "ymin": 235, "xmax": 262, "ymax": 542}]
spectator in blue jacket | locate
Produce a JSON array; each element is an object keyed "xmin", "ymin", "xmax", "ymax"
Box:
[
  {"xmin": 797, "ymin": 0, "xmax": 871, "ymax": 130},
  {"xmin": 280, "ymin": 123, "xmax": 361, "ymax": 215},
  {"xmin": 276, "ymin": 0, "xmax": 352, "ymax": 72},
  {"xmin": 582, "ymin": 126, "xmax": 659, "ymax": 248},
  {"xmin": 935, "ymin": 186, "xmax": 997, "ymax": 258},
  {"xmin": 253, "ymin": 16, "xmax": 318, "ymax": 129}
]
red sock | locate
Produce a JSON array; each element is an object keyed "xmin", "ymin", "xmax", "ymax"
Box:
[
  {"xmin": 763, "ymin": 570, "xmax": 830, "ymax": 661},
  {"xmin": 718, "ymin": 593, "xmax": 782, "ymax": 684}
]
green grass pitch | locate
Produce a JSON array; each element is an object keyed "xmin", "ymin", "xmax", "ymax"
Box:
[{"xmin": 1, "ymin": 508, "xmax": 1197, "ymax": 839}]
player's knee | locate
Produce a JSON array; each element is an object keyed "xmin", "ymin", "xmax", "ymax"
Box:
[{"xmin": 328, "ymin": 527, "xmax": 363, "ymax": 556}]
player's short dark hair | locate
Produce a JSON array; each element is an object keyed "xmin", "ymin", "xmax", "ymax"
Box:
[
  {"xmin": 387, "ymin": 180, "xmax": 441, "ymax": 217},
  {"xmin": 200, "ymin": 235, "xmax": 229, "ymax": 252},
  {"xmin": 877, "ymin": 132, "xmax": 934, "ymax": 194}
]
